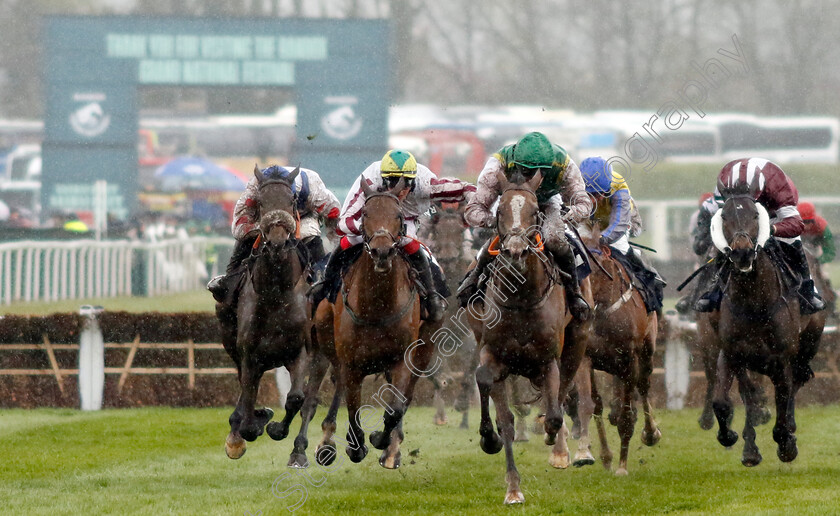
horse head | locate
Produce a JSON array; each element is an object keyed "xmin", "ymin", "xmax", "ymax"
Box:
[
  {"xmin": 255, "ymin": 164, "xmax": 299, "ymax": 255},
  {"xmin": 710, "ymin": 195, "xmax": 771, "ymax": 273},
  {"xmin": 360, "ymin": 177, "xmax": 405, "ymax": 273},
  {"xmin": 430, "ymin": 201, "xmax": 466, "ymax": 262},
  {"xmin": 494, "ymin": 170, "xmax": 542, "ymax": 265}
]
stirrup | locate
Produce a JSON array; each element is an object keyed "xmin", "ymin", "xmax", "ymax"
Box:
[
  {"xmin": 569, "ymin": 294, "xmax": 592, "ymax": 321},
  {"xmin": 675, "ymin": 296, "xmax": 693, "ymax": 314},
  {"xmin": 207, "ymin": 275, "xmax": 227, "ymax": 302}
]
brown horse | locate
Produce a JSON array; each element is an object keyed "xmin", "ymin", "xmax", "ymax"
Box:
[
  {"xmin": 711, "ymin": 195, "xmax": 825, "ymax": 466},
  {"xmin": 573, "ymin": 220, "xmax": 660, "ymax": 475},
  {"xmin": 324, "ymin": 178, "xmax": 437, "ymax": 468},
  {"xmin": 221, "ymin": 166, "xmax": 314, "ymax": 465},
  {"xmin": 468, "ymin": 172, "xmax": 589, "ymax": 504}
]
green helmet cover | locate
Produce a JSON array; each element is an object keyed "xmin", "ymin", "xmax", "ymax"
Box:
[{"xmin": 512, "ymin": 132, "xmax": 554, "ymax": 169}]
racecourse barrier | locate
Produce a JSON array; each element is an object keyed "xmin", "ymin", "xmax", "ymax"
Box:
[{"xmin": 0, "ymin": 236, "xmax": 234, "ymax": 305}]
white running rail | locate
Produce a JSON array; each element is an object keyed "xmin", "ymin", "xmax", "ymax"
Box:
[{"xmin": 0, "ymin": 236, "xmax": 234, "ymax": 305}]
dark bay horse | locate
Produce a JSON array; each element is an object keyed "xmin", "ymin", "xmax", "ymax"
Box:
[
  {"xmin": 220, "ymin": 166, "xmax": 315, "ymax": 467},
  {"xmin": 325, "ymin": 178, "xmax": 437, "ymax": 469},
  {"xmin": 574, "ymin": 220, "xmax": 660, "ymax": 475},
  {"xmin": 710, "ymin": 195, "xmax": 825, "ymax": 466},
  {"xmin": 468, "ymin": 172, "xmax": 589, "ymax": 504}
]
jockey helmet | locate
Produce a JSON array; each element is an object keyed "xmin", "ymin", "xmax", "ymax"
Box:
[
  {"xmin": 579, "ymin": 156, "xmax": 613, "ymax": 195},
  {"xmin": 380, "ymin": 149, "xmax": 417, "ymax": 179},
  {"xmin": 261, "ymin": 165, "xmax": 293, "ymax": 180},
  {"xmin": 798, "ymin": 201, "xmax": 816, "ymax": 222},
  {"xmin": 716, "ymin": 157, "xmax": 783, "ymax": 200},
  {"xmin": 512, "ymin": 132, "xmax": 554, "ymax": 170}
]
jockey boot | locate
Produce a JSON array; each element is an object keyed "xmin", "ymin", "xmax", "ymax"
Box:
[
  {"xmin": 546, "ymin": 238, "xmax": 592, "ymax": 321},
  {"xmin": 301, "ymin": 236, "xmax": 327, "ymax": 284},
  {"xmin": 675, "ymin": 295, "xmax": 693, "ymax": 315},
  {"xmin": 207, "ymin": 236, "xmax": 255, "ymax": 303},
  {"xmin": 694, "ymin": 262, "xmax": 725, "ymax": 313},
  {"xmin": 309, "ymin": 243, "xmax": 349, "ymax": 309},
  {"xmin": 785, "ymin": 241, "xmax": 826, "ymax": 315},
  {"xmin": 406, "ymin": 246, "xmax": 447, "ymax": 322},
  {"xmin": 625, "ymin": 249, "xmax": 665, "ymax": 313},
  {"xmin": 456, "ymin": 237, "xmax": 495, "ymax": 308}
]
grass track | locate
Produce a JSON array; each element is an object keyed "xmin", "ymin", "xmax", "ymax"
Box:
[{"xmin": 1, "ymin": 406, "xmax": 839, "ymax": 515}]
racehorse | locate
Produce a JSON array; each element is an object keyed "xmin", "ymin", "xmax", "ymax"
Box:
[
  {"xmin": 419, "ymin": 201, "xmax": 478, "ymax": 428},
  {"xmin": 220, "ymin": 166, "xmax": 316, "ymax": 467},
  {"xmin": 573, "ymin": 220, "xmax": 661, "ymax": 475},
  {"xmin": 710, "ymin": 194, "xmax": 825, "ymax": 466},
  {"xmin": 327, "ymin": 178, "xmax": 437, "ymax": 469},
  {"xmin": 467, "ymin": 171, "xmax": 589, "ymax": 504}
]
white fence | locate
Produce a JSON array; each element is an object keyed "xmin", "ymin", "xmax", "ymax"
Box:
[{"xmin": 0, "ymin": 236, "xmax": 234, "ymax": 305}]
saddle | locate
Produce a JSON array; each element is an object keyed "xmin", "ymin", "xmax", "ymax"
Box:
[{"xmin": 609, "ymin": 251, "xmax": 664, "ymax": 313}]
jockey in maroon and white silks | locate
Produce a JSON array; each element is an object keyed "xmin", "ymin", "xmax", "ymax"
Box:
[
  {"xmin": 310, "ymin": 149, "xmax": 476, "ymax": 322},
  {"xmin": 693, "ymin": 157, "xmax": 825, "ymax": 314},
  {"xmin": 706, "ymin": 157, "xmax": 803, "ymax": 239},
  {"xmin": 207, "ymin": 165, "xmax": 340, "ymax": 303},
  {"xmin": 233, "ymin": 167, "xmax": 340, "ymax": 241},
  {"xmin": 336, "ymin": 160, "xmax": 476, "ymax": 248}
]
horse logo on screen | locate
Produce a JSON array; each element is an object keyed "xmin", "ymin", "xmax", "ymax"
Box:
[
  {"xmin": 69, "ymin": 100, "xmax": 111, "ymax": 138},
  {"xmin": 320, "ymin": 97, "xmax": 363, "ymax": 140}
]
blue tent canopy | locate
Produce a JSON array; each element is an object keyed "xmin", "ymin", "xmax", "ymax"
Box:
[{"xmin": 155, "ymin": 157, "xmax": 246, "ymax": 192}]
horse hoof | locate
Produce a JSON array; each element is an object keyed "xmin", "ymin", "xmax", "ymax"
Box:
[
  {"xmin": 346, "ymin": 444, "xmax": 368, "ymax": 463},
  {"xmin": 642, "ymin": 428, "xmax": 662, "ymax": 447},
  {"xmin": 225, "ymin": 435, "xmax": 246, "ymax": 460},
  {"xmin": 570, "ymin": 423, "xmax": 582, "ymax": 441},
  {"xmin": 544, "ymin": 432, "xmax": 556, "ymax": 446},
  {"xmin": 549, "ymin": 451, "xmax": 570, "ymax": 469},
  {"xmin": 615, "ymin": 467, "xmax": 628, "ymax": 476},
  {"xmin": 254, "ymin": 407, "xmax": 275, "ymax": 424},
  {"xmin": 379, "ymin": 450, "xmax": 401, "ymax": 470},
  {"xmin": 434, "ymin": 415, "xmax": 448, "ymax": 426},
  {"xmin": 504, "ymin": 490, "xmax": 525, "ymax": 505},
  {"xmin": 717, "ymin": 429, "xmax": 739, "ymax": 448},
  {"xmin": 266, "ymin": 421, "xmax": 289, "ymax": 441},
  {"xmin": 287, "ymin": 453, "xmax": 309, "ymax": 469},
  {"xmin": 755, "ymin": 407, "xmax": 772, "ymax": 426},
  {"xmin": 315, "ymin": 443, "xmax": 337, "ymax": 466},
  {"xmin": 459, "ymin": 418, "xmax": 469, "ymax": 430},
  {"xmin": 480, "ymin": 433, "xmax": 503, "ymax": 455},
  {"xmin": 698, "ymin": 411, "xmax": 715, "ymax": 431},
  {"xmin": 239, "ymin": 426, "xmax": 261, "ymax": 443},
  {"xmin": 601, "ymin": 457, "xmax": 613, "ymax": 471},
  {"xmin": 573, "ymin": 451, "xmax": 595, "ymax": 467},
  {"xmin": 369, "ymin": 431, "xmax": 390, "ymax": 451},
  {"xmin": 777, "ymin": 438, "xmax": 798, "ymax": 463},
  {"xmin": 741, "ymin": 452, "xmax": 762, "ymax": 467}
]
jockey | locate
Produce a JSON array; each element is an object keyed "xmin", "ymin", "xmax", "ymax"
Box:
[
  {"xmin": 798, "ymin": 201, "xmax": 835, "ymax": 265},
  {"xmin": 459, "ymin": 131, "xmax": 593, "ymax": 320},
  {"xmin": 693, "ymin": 158, "xmax": 826, "ymax": 314},
  {"xmin": 674, "ymin": 192, "xmax": 716, "ymax": 314},
  {"xmin": 207, "ymin": 165, "xmax": 340, "ymax": 302},
  {"xmin": 579, "ymin": 156, "xmax": 665, "ymax": 314},
  {"xmin": 308, "ymin": 149, "xmax": 476, "ymax": 322}
]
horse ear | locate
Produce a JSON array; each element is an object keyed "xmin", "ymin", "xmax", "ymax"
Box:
[
  {"xmin": 254, "ymin": 164, "xmax": 264, "ymax": 183},
  {"xmin": 288, "ymin": 166, "xmax": 300, "ymax": 184},
  {"xmin": 360, "ymin": 178, "xmax": 373, "ymax": 197},
  {"xmin": 527, "ymin": 170, "xmax": 542, "ymax": 192}
]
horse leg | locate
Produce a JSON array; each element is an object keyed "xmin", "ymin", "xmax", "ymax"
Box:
[
  {"xmin": 770, "ymin": 363, "xmax": 798, "ymax": 462},
  {"xmin": 476, "ymin": 356, "xmax": 504, "ymax": 455},
  {"xmin": 615, "ymin": 364, "xmax": 637, "ymax": 476},
  {"xmin": 343, "ymin": 368, "xmax": 368, "ymax": 463},
  {"xmin": 572, "ymin": 356, "xmax": 596, "ymax": 467},
  {"xmin": 430, "ymin": 373, "xmax": 448, "ymax": 426},
  {"xmin": 237, "ymin": 358, "xmax": 271, "ymax": 443},
  {"xmin": 698, "ymin": 345, "xmax": 718, "ymax": 430},
  {"xmin": 225, "ymin": 392, "xmax": 248, "ymax": 459},
  {"xmin": 638, "ymin": 333, "xmax": 661, "ymax": 447},
  {"xmin": 737, "ymin": 367, "xmax": 762, "ymax": 467},
  {"xmin": 372, "ymin": 361, "xmax": 424, "ymax": 470},
  {"xmin": 455, "ymin": 344, "xmax": 479, "ymax": 430},
  {"xmin": 488, "ymin": 379, "xmax": 523, "ymax": 505},
  {"xmin": 316, "ymin": 367, "xmax": 343, "ymax": 467},
  {"xmin": 510, "ymin": 377, "xmax": 532, "ymax": 442},
  {"xmin": 267, "ymin": 348, "xmax": 308, "ymax": 442},
  {"xmin": 287, "ymin": 351, "xmax": 330, "ymax": 469},
  {"xmin": 591, "ymin": 368, "xmax": 613, "ymax": 470},
  {"xmin": 539, "ymin": 359, "xmax": 569, "ymax": 469},
  {"xmin": 741, "ymin": 371, "xmax": 771, "ymax": 426},
  {"xmin": 712, "ymin": 351, "xmax": 739, "ymax": 448}
]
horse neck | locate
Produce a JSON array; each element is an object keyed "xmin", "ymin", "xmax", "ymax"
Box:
[
  {"xmin": 253, "ymin": 248, "xmax": 301, "ymax": 298},
  {"xmin": 348, "ymin": 252, "xmax": 412, "ymax": 312},
  {"xmin": 726, "ymin": 250, "xmax": 782, "ymax": 310},
  {"xmin": 591, "ymin": 255, "xmax": 627, "ymax": 304},
  {"xmin": 492, "ymin": 252, "xmax": 550, "ymax": 302}
]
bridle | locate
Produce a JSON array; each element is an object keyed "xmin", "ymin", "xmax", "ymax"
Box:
[
  {"xmin": 360, "ymin": 190, "xmax": 405, "ymax": 255},
  {"xmin": 488, "ymin": 186, "xmax": 545, "ymax": 256},
  {"xmin": 256, "ymin": 178, "xmax": 300, "ymax": 249}
]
